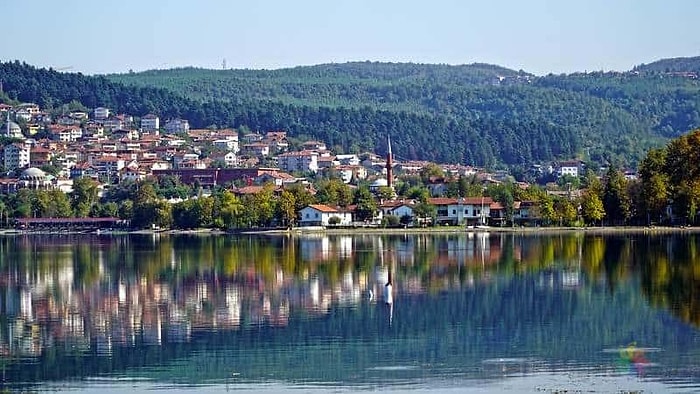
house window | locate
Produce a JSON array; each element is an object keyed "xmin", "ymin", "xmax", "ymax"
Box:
[
  {"xmin": 452, "ymin": 209, "xmax": 456, "ymax": 215},
  {"xmin": 305, "ymin": 213, "xmax": 309, "ymax": 218},
  {"xmin": 315, "ymin": 213, "xmax": 319, "ymax": 218}
]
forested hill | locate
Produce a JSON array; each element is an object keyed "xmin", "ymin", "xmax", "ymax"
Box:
[
  {"xmin": 2, "ymin": 59, "xmax": 700, "ymax": 167},
  {"xmin": 632, "ymin": 56, "xmax": 700, "ymax": 73}
]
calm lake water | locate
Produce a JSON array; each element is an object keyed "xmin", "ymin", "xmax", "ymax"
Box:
[{"xmin": 0, "ymin": 232, "xmax": 698, "ymax": 393}]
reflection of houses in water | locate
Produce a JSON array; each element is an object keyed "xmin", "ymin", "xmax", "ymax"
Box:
[
  {"xmin": 300, "ymin": 236, "xmax": 355, "ymax": 262},
  {"xmin": 0, "ymin": 235, "xmax": 519, "ymax": 362},
  {"xmin": 394, "ymin": 236, "xmax": 415, "ymax": 265},
  {"xmin": 300, "ymin": 236, "xmax": 331, "ymax": 261},
  {"xmin": 334, "ymin": 270, "xmax": 361, "ymax": 306},
  {"xmin": 537, "ymin": 270, "xmax": 583, "ymax": 290},
  {"xmin": 435, "ymin": 234, "xmax": 502, "ymax": 267}
]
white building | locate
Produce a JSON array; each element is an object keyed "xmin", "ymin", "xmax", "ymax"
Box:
[
  {"xmin": 428, "ymin": 197, "xmax": 493, "ymax": 226},
  {"xmin": 141, "ymin": 114, "xmax": 160, "ymax": 132},
  {"xmin": 557, "ymin": 161, "xmax": 582, "ymax": 178},
  {"xmin": 335, "ymin": 154, "xmax": 360, "ymax": 166},
  {"xmin": 3, "ymin": 120, "xmax": 23, "ymax": 139},
  {"xmin": 277, "ymin": 150, "xmax": 319, "ymax": 173},
  {"xmin": 3, "ymin": 142, "xmax": 31, "ymax": 170},
  {"xmin": 213, "ymin": 139, "xmax": 240, "ymax": 153},
  {"xmin": 299, "ymin": 204, "xmax": 352, "ymax": 226},
  {"xmin": 164, "ymin": 118, "xmax": 190, "ymax": 134},
  {"xmin": 103, "ymin": 118, "xmax": 123, "ymax": 130},
  {"xmin": 94, "ymin": 107, "xmax": 110, "ymax": 120}
]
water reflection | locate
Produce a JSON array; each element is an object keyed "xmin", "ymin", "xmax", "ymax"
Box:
[{"xmin": 0, "ymin": 232, "xmax": 697, "ymax": 391}]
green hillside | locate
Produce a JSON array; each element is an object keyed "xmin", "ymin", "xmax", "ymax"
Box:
[
  {"xmin": 106, "ymin": 60, "xmax": 700, "ymax": 166},
  {"xmin": 2, "ymin": 59, "xmax": 700, "ymax": 167},
  {"xmin": 632, "ymin": 55, "xmax": 700, "ymax": 73}
]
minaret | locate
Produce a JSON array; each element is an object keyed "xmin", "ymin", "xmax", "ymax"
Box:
[
  {"xmin": 5, "ymin": 111, "xmax": 9, "ymax": 137},
  {"xmin": 386, "ymin": 134, "xmax": 393, "ymax": 189}
]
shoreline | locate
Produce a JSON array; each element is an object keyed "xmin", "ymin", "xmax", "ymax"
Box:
[{"xmin": 2, "ymin": 225, "xmax": 699, "ymax": 236}]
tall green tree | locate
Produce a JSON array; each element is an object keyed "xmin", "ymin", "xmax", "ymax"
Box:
[
  {"xmin": 315, "ymin": 178, "xmax": 352, "ymax": 207},
  {"xmin": 277, "ymin": 190, "xmax": 297, "ymax": 227},
  {"xmin": 664, "ymin": 129, "xmax": 700, "ymax": 224},
  {"xmin": 353, "ymin": 186, "xmax": 378, "ymax": 222},
  {"xmin": 580, "ymin": 170, "xmax": 605, "ymax": 226},
  {"xmin": 71, "ymin": 177, "xmax": 99, "ymax": 217},
  {"xmin": 219, "ymin": 190, "xmax": 244, "ymax": 229},
  {"xmin": 638, "ymin": 148, "xmax": 669, "ymax": 224},
  {"xmin": 603, "ymin": 166, "xmax": 631, "ymax": 225}
]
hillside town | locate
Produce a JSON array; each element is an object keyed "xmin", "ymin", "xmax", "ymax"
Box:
[{"xmin": 0, "ymin": 101, "xmax": 634, "ymax": 229}]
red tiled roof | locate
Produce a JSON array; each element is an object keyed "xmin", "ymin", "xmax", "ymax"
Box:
[{"xmin": 306, "ymin": 204, "xmax": 342, "ymax": 213}]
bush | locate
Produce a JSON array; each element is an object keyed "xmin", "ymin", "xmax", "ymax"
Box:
[
  {"xmin": 381, "ymin": 215, "xmax": 400, "ymax": 228},
  {"xmin": 328, "ymin": 216, "xmax": 341, "ymax": 225}
]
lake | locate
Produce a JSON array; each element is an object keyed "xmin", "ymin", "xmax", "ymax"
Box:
[{"xmin": 0, "ymin": 231, "xmax": 697, "ymax": 393}]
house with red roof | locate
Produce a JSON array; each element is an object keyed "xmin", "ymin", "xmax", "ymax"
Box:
[
  {"xmin": 299, "ymin": 204, "xmax": 352, "ymax": 226},
  {"xmin": 428, "ymin": 197, "xmax": 494, "ymax": 226}
]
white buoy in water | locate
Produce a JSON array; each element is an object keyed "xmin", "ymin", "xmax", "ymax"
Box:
[{"xmin": 384, "ymin": 282, "xmax": 393, "ymax": 305}]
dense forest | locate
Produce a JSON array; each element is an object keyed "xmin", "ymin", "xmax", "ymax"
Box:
[{"xmin": 2, "ymin": 57, "xmax": 700, "ymax": 166}]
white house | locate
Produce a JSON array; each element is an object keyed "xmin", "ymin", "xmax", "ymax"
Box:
[
  {"xmin": 210, "ymin": 151, "xmax": 237, "ymax": 167},
  {"xmin": 299, "ymin": 204, "xmax": 352, "ymax": 226},
  {"xmin": 277, "ymin": 150, "xmax": 319, "ymax": 173},
  {"xmin": 3, "ymin": 142, "xmax": 31, "ymax": 170},
  {"xmin": 103, "ymin": 118, "xmax": 123, "ymax": 130},
  {"xmin": 94, "ymin": 107, "xmax": 110, "ymax": 120},
  {"xmin": 377, "ymin": 201, "xmax": 415, "ymax": 224},
  {"xmin": 557, "ymin": 160, "xmax": 582, "ymax": 178},
  {"xmin": 141, "ymin": 114, "xmax": 160, "ymax": 132},
  {"xmin": 428, "ymin": 197, "xmax": 493, "ymax": 226},
  {"xmin": 335, "ymin": 154, "xmax": 360, "ymax": 166},
  {"xmin": 213, "ymin": 139, "xmax": 240, "ymax": 152},
  {"xmin": 164, "ymin": 118, "xmax": 190, "ymax": 134}
]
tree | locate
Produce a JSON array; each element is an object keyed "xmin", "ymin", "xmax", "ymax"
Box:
[
  {"xmin": 381, "ymin": 215, "xmax": 400, "ymax": 228},
  {"xmin": 553, "ymin": 197, "xmax": 577, "ymax": 226},
  {"xmin": 638, "ymin": 148, "xmax": 669, "ymax": 224},
  {"xmin": 71, "ymin": 177, "xmax": 99, "ymax": 217},
  {"xmin": 420, "ymin": 163, "xmax": 444, "ymax": 183},
  {"xmin": 315, "ymin": 178, "xmax": 352, "ymax": 207},
  {"xmin": 132, "ymin": 181, "xmax": 160, "ymax": 228},
  {"xmin": 219, "ymin": 190, "xmax": 244, "ymax": 229},
  {"xmin": 664, "ymin": 130, "xmax": 700, "ymax": 224},
  {"xmin": 487, "ymin": 183, "xmax": 515, "ymax": 224},
  {"xmin": 376, "ymin": 186, "xmax": 395, "ymax": 201},
  {"xmin": 278, "ymin": 190, "xmax": 297, "ymax": 227},
  {"xmin": 538, "ymin": 195, "xmax": 555, "ymax": 226},
  {"xmin": 603, "ymin": 166, "xmax": 631, "ymax": 225},
  {"xmin": 580, "ymin": 170, "xmax": 606, "ymax": 226},
  {"xmin": 413, "ymin": 202, "xmax": 437, "ymax": 226},
  {"xmin": 286, "ymin": 184, "xmax": 315, "ymax": 212},
  {"xmin": 580, "ymin": 191, "xmax": 605, "ymax": 226},
  {"xmin": 353, "ymin": 186, "xmax": 378, "ymax": 222},
  {"xmin": 253, "ymin": 184, "xmax": 277, "ymax": 227},
  {"xmin": 405, "ymin": 186, "xmax": 430, "ymax": 202}
]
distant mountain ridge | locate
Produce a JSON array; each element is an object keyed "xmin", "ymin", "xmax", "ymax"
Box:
[
  {"xmin": 633, "ymin": 56, "xmax": 700, "ymax": 73},
  {"xmin": 1, "ymin": 57, "xmax": 700, "ymax": 167}
]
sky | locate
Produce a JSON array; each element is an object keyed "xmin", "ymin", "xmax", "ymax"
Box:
[{"xmin": 2, "ymin": 0, "xmax": 699, "ymax": 75}]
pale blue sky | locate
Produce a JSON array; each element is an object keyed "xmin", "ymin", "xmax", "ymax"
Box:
[{"xmin": 2, "ymin": 0, "xmax": 699, "ymax": 75}]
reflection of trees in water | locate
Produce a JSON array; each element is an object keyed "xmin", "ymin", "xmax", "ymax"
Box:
[
  {"xmin": 0, "ymin": 233, "xmax": 697, "ymax": 385},
  {"xmin": 635, "ymin": 235, "xmax": 699, "ymax": 327},
  {"xmin": 0, "ymin": 233, "xmax": 698, "ymax": 363}
]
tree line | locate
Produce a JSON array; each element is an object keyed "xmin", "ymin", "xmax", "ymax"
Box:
[
  {"xmin": 4, "ymin": 60, "xmax": 700, "ymax": 167},
  {"xmin": 0, "ymin": 126, "xmax": 696, "ymax": 230}
]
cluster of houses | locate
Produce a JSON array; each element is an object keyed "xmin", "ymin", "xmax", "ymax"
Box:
[{"xmin": 0, "ymin": 101, "xmax": 604, "ymax": 227}]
